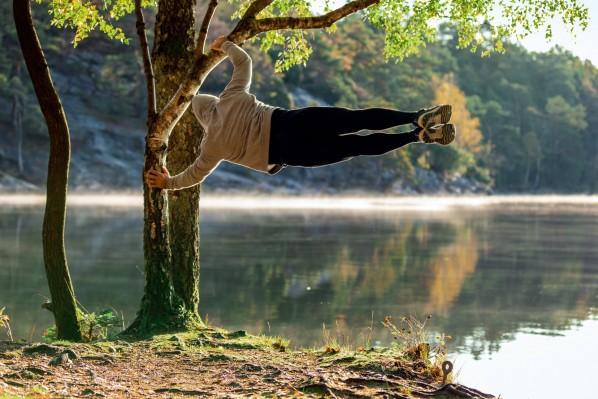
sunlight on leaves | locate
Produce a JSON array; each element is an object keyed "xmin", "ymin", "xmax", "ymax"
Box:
[
  {"xmin": 41, "ymin": 0, "xmax": 588, "ymax": 67},
  {"xmin": 36, "ymin": 0, "xmax": 156, "ymax": 46},
  {"xmin": 243, "ymin": 0, "xmax": 316, "ymax": 71}
]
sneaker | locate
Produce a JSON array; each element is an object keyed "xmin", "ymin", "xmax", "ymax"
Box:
[
  {"xmin": 414, "ymin": 105, "xmax": 452, "ymax": 128},
  {"xmin": 418, "ymin": 124, "xmax": 456, "ymax": 145}
]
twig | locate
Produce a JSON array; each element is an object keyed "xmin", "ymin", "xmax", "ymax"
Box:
[{"xmin": 135, "ymin": 0, "xmax": 156, "ymax": 124}]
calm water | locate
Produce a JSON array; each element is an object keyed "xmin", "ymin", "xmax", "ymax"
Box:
[{"xmin": 1, "ymin": 196, "xmax": 598, "ymax": 399}]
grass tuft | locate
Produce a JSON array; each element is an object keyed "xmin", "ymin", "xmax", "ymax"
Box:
[{"xmin": 383, "ymin": 314, "xmax": 454, "ymax": 383}]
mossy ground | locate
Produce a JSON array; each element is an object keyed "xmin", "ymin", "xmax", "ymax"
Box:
[{"xmin": 0, "ymin": 327, "xmax": 495, "ymax": 398}]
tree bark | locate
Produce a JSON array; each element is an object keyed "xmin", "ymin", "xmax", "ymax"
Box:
[
  {"xmin": 13, "ymin": 0, "xmax": 81, "ymax": 341},
  {"xmin": 195, "ymin": 0, "xmax": 218, "ymax": 61},
  {"xmin": 153, "ymin": 0, "xmax": 202, "ymax": 318},
  {"xmin": 129, "ymin": 0, "xmax": 202, "ymax": 334}
]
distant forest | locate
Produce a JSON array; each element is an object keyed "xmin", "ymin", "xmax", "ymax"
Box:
[{"xmin": 1, "ymin": 2, "xmax": 597, "ymax": 193}]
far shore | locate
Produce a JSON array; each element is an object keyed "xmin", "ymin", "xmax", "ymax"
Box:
[{"xmin": 1, "ymin": 192, "xmax": 598, "ymax": 211}]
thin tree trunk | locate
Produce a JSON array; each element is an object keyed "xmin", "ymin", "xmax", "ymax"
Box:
[
  {"xmin": 13, "ymin": 0, "xmax": 81, "ymax": 341},
  {"xmin": 12, "ymin": 92, "xmax": 24, "ymax": 174}
]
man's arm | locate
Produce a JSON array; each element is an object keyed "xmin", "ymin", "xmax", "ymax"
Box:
[
  {"xmin": 211, "ymin": 37, "xmax": 252, "ymax": 95},
  {"xmin": 147, "ymin": 152, "xmax": 220, "ymax": 190}
]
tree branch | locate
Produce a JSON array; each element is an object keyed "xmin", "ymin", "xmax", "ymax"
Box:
[
  {"xmin": 242, "ymin": 0, "xmax": 275, "ymax": 19},
  {"xmin": 196, "ymin": 0, "xmax": 219, "ymax": 61},
  {"xmin": 254, "ymin": 0, "xmax": 380, "ymax": 32},
  {"xmin": 135, "ymin": 0, "xmax": 156, "ymax": 124},
  {"xmin": 149, "ymin": 0, "xmax": 381, "ymax": 145},
  {"xmin": 148, "ymin": 51, "xmax": 227, "ymax": 146}
]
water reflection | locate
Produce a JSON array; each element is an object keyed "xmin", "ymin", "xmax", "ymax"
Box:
[
  {"xmin": 0, "ymin": 205, "xmax": 145, "ymax": 340},
  {"xmin": 447, "ymin": 208, "xmax": 598, "ymax": 358},
  {"xmin": 425, "ymin": 230, "xmax": 479, "ymax": 316},
  {"xmin": 196, "ymin": 204, "xmax": 598, "ymax": 357},
  {"xmin": 1, "ymin": 200, "xmax": 597, "ymax": 367}
]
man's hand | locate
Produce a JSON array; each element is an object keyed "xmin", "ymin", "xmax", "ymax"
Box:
[
  {"xmin": 147, "ymin": 166, "xmax": 170, "ymax": 189},
  {"xmin": 210, "ymin": 35, "xmax": 228, "ymax": 52}
]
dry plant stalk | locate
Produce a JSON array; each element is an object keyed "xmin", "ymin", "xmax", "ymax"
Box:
[{"xmin": 1, "ymin": 306, "xmax": 14, "ymax": 341}]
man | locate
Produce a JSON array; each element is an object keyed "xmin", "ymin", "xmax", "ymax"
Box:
[{"xmin": 147, "ymin": 36, "xmax": 455, "ymax": 190}]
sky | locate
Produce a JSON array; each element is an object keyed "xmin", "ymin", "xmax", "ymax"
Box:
[{"xmin": 516, "ymin": 0, "xmax": 597, "ymax": 66}]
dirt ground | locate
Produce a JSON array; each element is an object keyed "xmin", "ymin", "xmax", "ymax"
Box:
[{"xmin": 0, "ymin": 329, "xmax": 496, "ymax": 398}]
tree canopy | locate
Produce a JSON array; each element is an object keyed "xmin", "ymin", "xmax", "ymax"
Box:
[{"xmin": 39, "ymin": 0, "xmax": 589, "ymax": 68}]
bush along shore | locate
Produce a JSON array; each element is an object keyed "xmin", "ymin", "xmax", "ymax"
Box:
[{"xmin": 0, "ymin": 322, "xmax": 497, "ymax": 398}]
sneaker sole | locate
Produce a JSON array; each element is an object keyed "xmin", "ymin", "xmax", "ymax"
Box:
[
  {"xmin": 418, "ymin": 105, "xmax": 452, "ymax": 128},
  {"xmin": 428, "ymin": 124, "xmax": 456, "ymax": 145}
]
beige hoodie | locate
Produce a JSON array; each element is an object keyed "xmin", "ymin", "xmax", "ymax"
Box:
[{"xmin": 165, "ymin": 41, "xmax": 278, "ymax": 190}]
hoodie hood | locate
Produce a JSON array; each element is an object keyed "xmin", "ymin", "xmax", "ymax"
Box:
[{"xmin": 192, "ymin": 94, "xmax": 219, "ymax": 131}]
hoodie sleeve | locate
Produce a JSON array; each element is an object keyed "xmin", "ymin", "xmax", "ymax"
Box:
[
  {"xmin": 220, "ymin": 41, "xmax": 252, "ymax": 96},
  {"xmin": 164, "ymin": 151, "xmax": 221, "ymax": 190}
]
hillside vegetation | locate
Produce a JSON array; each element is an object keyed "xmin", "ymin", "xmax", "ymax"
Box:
[{"xmin": 1, "ymin": 3, "xmax": 596, "ymax": 194}]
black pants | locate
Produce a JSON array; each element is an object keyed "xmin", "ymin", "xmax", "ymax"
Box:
[{"xmin": 268, "ymin": 106, "xmax": 419, "ymax": 168}]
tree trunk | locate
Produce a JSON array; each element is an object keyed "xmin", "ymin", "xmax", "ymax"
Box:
[
  {"xmin": 128, "ymin": 0, "xmax": 201, "ymax": 335},
  {"xmin": 13, "ymin": 0, "xmax": 81, "ymax": 341},
  {"xmin": 154, "ymin": 0, "xmax": 202, "ymax": 318},
  {"xmin": 129, "ymin": 167, "xmax": 183, "ymax": 333},
  {"xmin": 168, "ymin": 116, "xmax": 202, "ymax": 315}
]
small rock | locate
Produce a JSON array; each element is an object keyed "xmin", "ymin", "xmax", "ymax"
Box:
[{"xmin": 49, "ymin": 353, "xmax": 70, "ymax": 366}]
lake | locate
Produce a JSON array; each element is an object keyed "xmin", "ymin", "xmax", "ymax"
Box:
[{"xmin": 1, "ymin": 195, "xmax": 597, "ymax": 399}]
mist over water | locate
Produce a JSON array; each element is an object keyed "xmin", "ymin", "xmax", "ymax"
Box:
[{"xmin": 1, "ymin": 195, "xmax": 597, "ymax": 399}]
